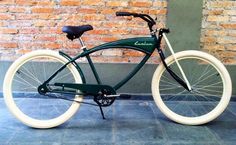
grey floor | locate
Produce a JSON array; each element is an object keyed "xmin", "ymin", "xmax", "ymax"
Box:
[{"xmin": 0, "ymin": 98, "xmax": 236, "ymax": 145}]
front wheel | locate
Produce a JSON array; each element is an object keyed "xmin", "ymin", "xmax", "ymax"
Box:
[
  {"xmin": 152, "ymin": 50, "xmax": 232, "ymax": 125},
  {"xmin": 3, "ymin": 50, "xmax": 83, "ymax": 128}
]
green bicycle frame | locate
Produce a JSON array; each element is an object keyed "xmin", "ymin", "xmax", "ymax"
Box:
[
  {"xmin": 40, "ymin": 28, "xmax": 189, "ymax": 96},
  {"xmin": 68, "ymin": 36, "xmax": 158, "ymax": 91}
]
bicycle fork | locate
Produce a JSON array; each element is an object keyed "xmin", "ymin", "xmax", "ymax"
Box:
[{"xmin": 157, "ymin": 29, "xmax": 192, "ymax": 91}]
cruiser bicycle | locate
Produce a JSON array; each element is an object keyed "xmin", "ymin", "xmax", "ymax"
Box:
[{"xmin": 3, "ymin": 12, "xmax": 232, "ymax": 128}]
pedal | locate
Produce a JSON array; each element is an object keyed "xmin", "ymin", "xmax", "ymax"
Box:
[
  {"xmin": 119, "ymin": 94, "xmax": 132, "ymax": 99},
  {"xmin": 105, "ymin": 94, "xmax": 120, "ymax": 98}
]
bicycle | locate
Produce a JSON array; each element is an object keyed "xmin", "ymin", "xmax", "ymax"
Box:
[{"xmin": 3, "ymin": 12, "xmax": 232, "ymax": 128}]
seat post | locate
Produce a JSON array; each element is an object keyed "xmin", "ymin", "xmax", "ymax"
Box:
[{"xmin": 79, "ymin": 37, "xmax": 86, "ymax": 50}]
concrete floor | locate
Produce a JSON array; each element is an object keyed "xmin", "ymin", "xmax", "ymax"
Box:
[{"xmin": 0, "ymin": 98, "xmax": 236, "ymax": 145}]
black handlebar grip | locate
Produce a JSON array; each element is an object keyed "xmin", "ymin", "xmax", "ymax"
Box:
[{"xmin": 116, "ymin": 12, "xmax": 132, "ymax": 16}]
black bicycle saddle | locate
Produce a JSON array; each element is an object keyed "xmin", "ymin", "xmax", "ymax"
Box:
[{"xmin": 62, "ymin": 25, "xmax": 93, "ymax": 40}]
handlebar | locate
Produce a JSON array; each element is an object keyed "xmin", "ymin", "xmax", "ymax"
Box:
[
  {"xmin": 116, "ymin": 12, "xmax": 137, "ymax": 17},
  {"xmin": 116, "ymin": 12, "xmax": 156, "ymax": 32}
]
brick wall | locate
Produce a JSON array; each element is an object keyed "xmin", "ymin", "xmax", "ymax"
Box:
[
  {"xmin": 201, "ymin": 0, "xmax": 236, "ymax": 64},
  {"xmin": 0, "ymin": 0, "xmax": 167, "ymax": 63}
]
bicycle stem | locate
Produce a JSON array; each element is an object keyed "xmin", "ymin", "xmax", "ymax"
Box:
[{"xmin": 162, "ymin": 33, "xmax": 192, "ymax": 91}]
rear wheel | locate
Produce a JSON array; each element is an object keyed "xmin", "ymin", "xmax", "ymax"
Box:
[
  {"xmin": 3, "ymin": 50, "xmax": 83, "ymax": 128},
  {"xmin": 152, "ymin": 50, "xmax": 232, "ymax": 125}
]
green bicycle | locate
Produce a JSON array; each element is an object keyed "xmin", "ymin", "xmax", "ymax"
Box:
[{"xmin": 3, "ymin": 12, "xmax": 232, "ymax": 128}]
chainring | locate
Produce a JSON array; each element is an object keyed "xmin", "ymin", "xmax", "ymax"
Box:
[{"xmin": 94, "ymin": 89, "xmax": 116, "ymax": 107}]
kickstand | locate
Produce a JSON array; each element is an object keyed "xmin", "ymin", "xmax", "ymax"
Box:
[
  {"xmin": 94, "ymin": 98, "xmax": 106, "ymax": 119},
  {"xmin": 98, "ymin": 105, "xmax": 106, "ymax": 119}
]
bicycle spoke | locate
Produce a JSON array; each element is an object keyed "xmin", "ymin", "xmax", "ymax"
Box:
[
  {"xmin": 193, "ymin": 67, "xmax": 216, "ymax": 86},
  {"xmin": 194, "ymin": 81, "xmax": 222, "ymax": 91},
  {"xmin": 53, "ymin": 71, "xmax": 75, "ymax": 82},
  {"xmin": 14, "ymin": 74, "xmax": 37, "ymax": 89},
  {"xmin": 192, "ymin": 65, "xmax": 212, "ymax": 84},
  {"xmin": 21, "ymin": 66, "xmax": 42, "ymax": 84}
]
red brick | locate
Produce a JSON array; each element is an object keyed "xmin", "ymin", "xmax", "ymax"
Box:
[
  {"xmin": 207, "ymin": 16, "xmax": 229, "ymax": 22},
  {"xmin": 83, "ymin": 14, "xmax": 105, "ymax": 21},
  {"xmin": 102, "ymin": 22, "xmax": 124, "ymax": 28},
  {"xmin": 0, "ymin": 28, "xmax": 18, "ymax": 34},
  {"xmin": 63, "ymin": 42, "xmax": 81, "ymax": 49},
  {"xmin": 54, "ymin": 8, "xmax": 77, "ymax": 14},
  {"xmin": 0, "ymin": 22, "xmax": 5, "ymax": 27},
  {"xmin": 109, "ymin": 29, "xmax": 130, "ymax": 35},
  {"xmin": 131, "ymin": 29, "xmax": 149, "ymax": 35},
  {"xmin": 147, "ymin": 56, "xmax": 161, "ymax": 64},
  {"xmin": 130, "ymin": 1, "xmax": 152, "ymax": 7},
  {"xmin": 31, "ymin": 7, "xmax": 54, "ymax": 13},
  {"xmin": 38, "ymin": 14, "xmax": 61, "ymax": 20},
  {"xmin": 208, "ymin": 10, "xmax": 224, "ymax": 15},
  {"xmin": 218, "ymin": 37, "xmax": 236, "ymax": 44},
  {"xmin": 0, "ymin": 7, "xmax": 8, "ymax": 12},
  {"xmin": 34, "ymin": 20, "xmax": 56, "ymax": 27},
  {"xmin": 91, "ymin": 56, "xmax": 129, "ymax": 63},
  {"xmin": 0, "ymin": 0, "xmax": 14, "ymax": 5},
  {"xmin": 37, "ymin": 1, "xmax": 55, "ymax": 6},
  {"xmin": 44, "ymin": 43, "xmax": 61, "ymax": 49},
  {"xmin": 201, "ymin": 37, "xmax": 217, "ymax": 43},
  {"xmin": 9, "ymin": 20, "xmax": 32, "ymax": 27},
  {"xmin": 205, "ymin": 30, "xmax": 227, "ymax": 36},
  {"xmin": 77, "ymin": 8, "xmax": 97, "ymax": 14},
  {"xmin": 16, "ymin": 49, "xmax": 32, "ymax": 55},
  {"xmin": 153, "ymin": 1, "xmax": 167, "ymax": 7},
  {"xmin": 35, "ymin": 35, "xmax": 56, "ymax": 42},
  {"xmin": 106, "ymin": 1, "xmax": 128, "ymax": 7},
  {"xmin": 16, "ymin": 14, "xmax": 37, "ymax": 20},
  {"xmin": 209, "ymin": 1, "xmax": 235, "ymax": 8},
  {"xmin": 0, "ymin": 14, "xmax": 15, "ymax": 20},
  {"xmin": 18, "ymin": 42, "xmax": 43, "ymax": 49},
  {"xmin": 220, "ymin": 23, "xmax": 236, "ymax": 29},
  {"xmin": 82, "ymin": 0, "xmax": 104, "ymax": 6},
  {"xmin": 100, "ymin": 36, "xmax": 118, "ymax": 42},
  {"xmin": 202, "ymin": 45, "xmax": 225, "ymax": 51},
  {"xmin": 14, "ymin": 35, "xmax": 33, "ymax": 41},
  {"xmin": 15, "ymin": 0, "xmax": 37, "ymax": 6},
  {"xmin": 123, "ymin": 50, "xmax": 145, "ymax": 57},
  {"xmin": 60, "ymin": 0, "xmax": 81, "ymax": 6},
  {"xmin": 227, "ymin": 45, "xmax": 236, "ymax": 51},
  {"xmin": 149, "ymin": 9, "xmax": 167, "ymax": 15},
  {"xmin": 9, "ymin": 7, "xmax": 26, "ymax": 13},
  {"xmin": 89, "ymin": 50, "xmax": 102, "ymax": 56},
  {"xmin": 102, "ymin": 49, "xmax": 123, "ymax": 56},
  {"xmin": 40, "ymin": 28, "xmax": 62, "ymax": 34},
  {"xmin": 100, "ymin": 8, "xmax": 116, "ymax": 15},
  {"xmin": 19, "ymin": 28, "xmax": 40, "ymax": 34},
  {"xmin": 88, "ymin": 29, "xmax": 109, "ymax": 35},
  {"xmin": 0, "ymin": 42, "xmax": 18, "ymax": 48}
]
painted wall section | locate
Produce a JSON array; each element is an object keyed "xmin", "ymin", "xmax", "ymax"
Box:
[{"xmin": 165, "ymin": 0, "xmax": 203, "ymax": 52}]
